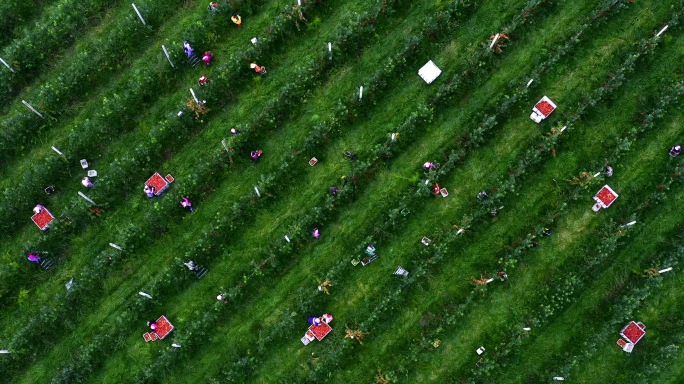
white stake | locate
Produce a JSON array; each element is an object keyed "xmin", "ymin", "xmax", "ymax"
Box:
[
  {"xmin": 0, "ymin": 350, "xmax": 10, "ymax": 354},
  {"xmin": 132, "ymin": 3, "xmax": 146, "ymax": 25},
  {"xmin": 51, "ymin": 146, "xmax": 64, "ymax": 156},
  {"xmin": 359, "ymin": 86, "xmax": 363, "ymax": 101},
  {"xmin": 328, "ymin": 42, "xmax": 332, "ymax": 52},
  {"xmin": 171, "ymin": 343, "xmax": 181, "ymax": 348},
  {"xmin": 0, "ymin": 57, "xmax": 14, "ymax": 73},
  {"xmin": 523, "ymin": 327, "xmax": 531, "ymax": 331},
  {"xmin": 221, "ymin": 139, "xmax": 231, "ymax": 154},
  {"xmin": 658, "ymin": 267, "xmax": 673, "ymax": 274},
  {"xmin": 138, "ymin": 291, "xmax": 153, "ymax": 299},
  {"xmin": 284, "ymin": 235, "xmax": 290, "ymax": 242},
  {"xmin": 189, "ymin": 88, "xmax": 199, "ymax": 104},
  {"xmin": 109, "ymin": 243, "xmax": 123, "ymax": 251},
  {"xmin": 254, "ymin": 186, "xmax": 261, "ymax": 198},
  {"xmin": 621, "ymin": 220, "xmax": 637, "ymax": 227},
  {"xmin": 593, "ymin": 172, "xmax": 601, "ymax": 177},
  {"xmin": 553, "ymin": 378, "xmax": 565, "ymax": 381},
  {"xmin": 161, "ymin": 45, "xmax": 174, "ymax": 68},
  {"xmin": 297, "ymin": 0, "xmax": 301, "ymax": 5},
  {"xmin": 656, "ymin": 25, "xmax": 668, "ymax": 37},
  {"xmin": 78, "ymin": 191, "xmax": 96, "ymax": 206},
  {"xmin": 526, "ymin": 79, "xmax": 534, "ymax": 88},
  {"xmin": 489, "ymin": 33, "xmax": 500, "ymax": 49},
  {"xmin": 560, "ymin": 125, "xmax": 567, "ymax": 132},
  {"xmin": 21, "ymin": 100, "xmax": 45, "ymax": 119}
]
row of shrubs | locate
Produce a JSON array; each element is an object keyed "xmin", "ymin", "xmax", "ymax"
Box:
[
  {"xmin": 372, "ymin": 16, "xmax": 684, "ymax": 380},
  {"xmin": 0, "ymin": 0, "xmax": 333, "ymax": 379},
  {"xmin": 4, "ymin": 0, "xmax": 428, "ymax": 380},
  {"xmin": 46, "ymin": 1, "xmax": 484, "ymax": 382}
]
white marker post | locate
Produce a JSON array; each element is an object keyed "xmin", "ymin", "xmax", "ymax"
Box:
[
  {"xmin": 658, "ymin": 267, "xmax": 673, "ymax": 274},
  {"xmin": 51, "ymin": 146, "xmax": 65, "ymax": 157},
  {"xmin": 161, "ymin": 45, "xmax": 174, "ymax": 68},
  {"xmin": 328, "ymin": 42, "xmax": 332, "ymax": 60},
  {"xmin": 132, "ymin": 3, "xmax": 146, "ymax": 25},
  {"xmin": 138, "ymin": 291, "xmax": 153, "ymax": 299},
  {"xmin": 254, "ymin": 186, "xmax": 261, "ymax": 198},
  {"xmin": 171, "ymin": 343, "xmax": 181, "ymax": 348},
  {"xmin": 656, "ymin": 25, "xmax": 669, "ymax": 37},
  {"xmin": 593, "ymin": 172, "xmax": 601, "ymax": 177},
  {"xmin": 21, "ymin": 100, "xmax": 45, "ymax": 119},
  {"xmin": 221, "ymin": 139, "xmax": 231, "ymax": 154},
  {"xmin": 560, "ymin": 125, "xmax": 567, "ymax": 132},
  {"xmin": 523, "ymin": 327, "xmax": 531, "ymax": 331},
  {"xmin": 359, "ymin": 86, "xmax": 363, "ymax": 101},
  {"xmin": 284, "ymin": 235, "xmax": 290, "ymax": 242},
  {"xmin": 526, "ymin": 79, "xmax": 534, "ymax": 88},
  {"xmin": 190, "ymin": 88, "xmax": 199, "ymax": 104},
  {"xmin": 0, "ymin": 350, "xmax": 10, "ymax": 354},
  {"xmin": 621, "ymin": 221, "xmax": 637, "ymax": 228},
  {"xmin": 489, "ymin": 33, "xmax": 500, "ymax": 50},
  {"xmin": 78, "ymin": 191, "xmax": 96, "ymax": 206},
  {"xmin": 109, "ymin": 243, "xmax": 123, "ymax": 251},
  {"xmin": 0, "ymin": 57, "xmax": 14, "ymax": 73}
]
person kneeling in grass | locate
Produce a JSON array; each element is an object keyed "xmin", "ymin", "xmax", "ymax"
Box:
[{"xmin": 180, "ymin": 197, "xmax": 195, "ymax": 212}]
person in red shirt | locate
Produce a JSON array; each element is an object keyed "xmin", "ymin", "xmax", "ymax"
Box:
[
  {"xmin": 250, "ymin": 63, "xmax": 267, "ymax": 75},
  {"xmin": 198, "ymin": 75, "xmax": 210, "ymax": 86}
]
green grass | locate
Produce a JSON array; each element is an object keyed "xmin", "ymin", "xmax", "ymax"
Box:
[{"xmin": 2, "ymin": 0, "xmax": 684, "ymax": 382}]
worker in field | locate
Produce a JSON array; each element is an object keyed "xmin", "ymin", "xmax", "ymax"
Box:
[
  {"xmin": 251, "ymin": 150, "xmax": 263, "ymax": 161},
  {"xmin": 183, "ymin": 41, "xmax": 194, "ymax": 58},
  {"xmin": 198, "ymin": 75, "xmax": 210, "ymax": 86},
  {"xmin": 27, "ymin": 253, "xmax": 41, "ymax": 263},
  {"xmin": 180, "ymin": 197, "xmax": 195, "ymax": 212},
  {"xmin": 250, "ymin": 63, "xmax": 267, "ymax": 75},
  {"xmin": 670, "ymin": 144, "xmax": 681, "ymax": 157},
  {"xmin": 82, "ymin": 177, "xmax": 94, "ymax": 188},
  {"xmin": 202, "ymin": 51, "xmax": 213, "ymax": 66},
  {"xmin": 308, "ymin": 316, "xmax": 322, "ymax": 326},
  {"xmin": 144, "ymin": 185, "xmax": 156, "ymax": 198},
  {"xmin": 231, "ymin": 13, "xmax": 242, "ymax": 27}
]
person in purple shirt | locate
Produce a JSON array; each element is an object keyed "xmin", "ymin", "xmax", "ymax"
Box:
[
  {"xmin": 308, "ymin": 316, "xmax": 322, "ymax": 326},
  {"xmin": 180, "ymin": 197, "xmax": 195, "ymax": 212},
  {"xmin": 27, "ymin": 253, "xmax": 41, "ymax": 263}
]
